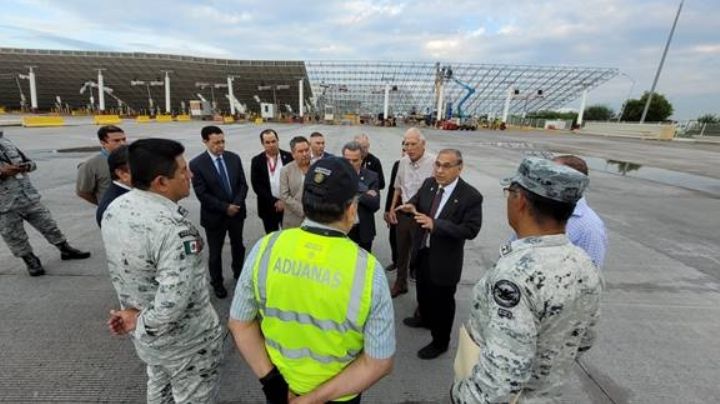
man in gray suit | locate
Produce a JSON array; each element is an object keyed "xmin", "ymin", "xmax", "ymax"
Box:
[{"xmin": 279, "ymin": 136, "xmax": 311, "ymax": 229}]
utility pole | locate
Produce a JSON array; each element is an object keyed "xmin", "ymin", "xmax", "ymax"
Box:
[{"xmin": 640, "ymin": 0, "xmax": 683, "ymax": 123}]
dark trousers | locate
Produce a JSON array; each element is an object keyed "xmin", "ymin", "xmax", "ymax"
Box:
[
  {"xmin": 348, "ymin": 227, "xmax": 372, "ymax": 252},
  {"xmin": 416, "ymin": 248, "xmax": 457, "ymax": 349},
  {"xmin": 204, "ymin": 219, "xmax": 245, "ymax": 286},
  {"xmin": 388, "ymin": 223, "xmax": 398, "ymax": 265},
  {"xmin": 394, "ymin": 213, "xmax": 415, "ymax": 287},
  {"xmin": 261, "ymin": 211, "xmax": 283, "ymax": 234}
]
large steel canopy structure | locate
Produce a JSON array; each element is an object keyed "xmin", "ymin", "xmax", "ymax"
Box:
[
  {"xmin": 0, "ymin": 48, "xmax": 310, "ymax": 114},
  {"xmin": 0, "ymin": 48, "xmax": 619, "ymax": 118},
  {"xmin": 306, "ymin": 61, "xmax": 619, "ymax": 117}
]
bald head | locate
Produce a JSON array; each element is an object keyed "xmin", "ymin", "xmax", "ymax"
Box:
[
  {"xmin": 403, "ymin": 127, "xmax": 426, "ymax": 162},
  {"xmin": 553, "ymin": 155, "xmax": 589, "ymax": 176},
  {"xmin": 354, "ymin": 133, "xmax": 370, "ymax": 157}
]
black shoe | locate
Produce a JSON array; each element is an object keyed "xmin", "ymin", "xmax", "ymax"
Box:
[
  {"xmin": 403, "ymin": 316, "xmax": 430, "ymax": 329},
  {"xmin": 57, "ymin": 242, "xmax": 91, "ymax": 260},
  {"xmin": 213, "ymin": 284, "xmax": 228, "ymax": 299},
  {"xmin": 22, "ymin": 253, "xmax": 45, "ymax": 276},
  {"xmin": 417, "ymin": 342, "xmax": 448, "ymax": 360}
]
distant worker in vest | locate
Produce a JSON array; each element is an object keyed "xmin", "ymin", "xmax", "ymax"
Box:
[
  {"xmin": 96, "ymin": 145, "xmax": 131, "ymax": 227},
  {"xmin": 552, "ymin": 155, "xmax": 608, "ymax": 269},
  {"xmin": 76, "ymin": 125, "xmax": 127, "ymax": 205},
  {"xmin": 229, "ymin": 157, "xmax": 395, "ymax": 404}
]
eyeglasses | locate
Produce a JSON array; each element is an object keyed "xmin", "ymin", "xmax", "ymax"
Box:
[
  {"xmin": 434, "ymin": 161, "xmax": 461, "ymax": 169},
  {"xmin": 503, "ymin": 187, "xmax": 519, "ymax": 197}
]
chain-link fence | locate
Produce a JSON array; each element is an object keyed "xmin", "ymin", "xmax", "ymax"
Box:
[{"xmin": 677, "ymin": 121, "xmax": 720, "ymax": 137}]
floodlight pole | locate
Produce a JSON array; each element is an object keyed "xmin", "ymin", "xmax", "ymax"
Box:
[
  {"xmin": 436, "ymin": 82, "xmax": 445, "ymax": 122},
  {"xmin": 640, "ymin": 0, "xmax": 683, "ymax": 123},
  {"xmin": 227, "ymin": 76, "xmax": 235, "ymax": 115},
  {"xmin": 26, "ymin": 66, "xmax": 38, "ymax": 111},
  {"xmin": 617, "ymin": 72, "xmax": 636, "ymax": 122},
  {"xmin": 96, "ymin": 69, "xmax": 106, "ymax": 112},
  {"xmin": 298, "ymin": 79, "xmax": 304, "ymax": 118},
  {"xmin": 383, "ymin": 84, "xmax": 390, "ymax": 121},
  {"xmin": 162, "ymin": 71, "xmax": 172, "ymax": 114},
  {"xmin": 577, "ymin": 89, "xmax": 588, "ymax": 126},
  {"xmin": 502, "ymin": 87, "xmax": 512, "ymax": 124}
]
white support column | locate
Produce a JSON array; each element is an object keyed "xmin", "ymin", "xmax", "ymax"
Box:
[
  {"xmin": 502, "ymin": 87, "xmax": 512, "ymax": 123},
  {"xmin": 577, "ymin": 89, "xmax": 588, "ymax": 126},
  {"xmin": 436, "ymin": 82, "xmax": 444, "ymax": 121},
  {"xmin": 28, "ymin": 67, "xmax": 38, "ymax": 111},
  {"xmin": 383, "ymin": 84, "xmax": 390, "ymax": 121},
  {"xmin": 227, "ymin": 76, "xmax": 235, "ymax": 115},
  {"xmin": 165, "ymin": 71, "xmax": 171, "ymax": 114},
  {"xmin": 97, "ymin": 70, "xmax": 106, "ymax": 112},
  {"xmin": 298, "ymin": 79, "xmax": 304, "ymax": 118}
]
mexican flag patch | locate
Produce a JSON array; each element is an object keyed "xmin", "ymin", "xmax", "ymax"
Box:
[{"xmin": 183, "ymin": 239, "xmax": 203, "ymax": 255}]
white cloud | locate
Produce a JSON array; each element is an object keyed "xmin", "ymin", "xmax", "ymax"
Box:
[
  {"xmin": 340, "ymin": 1, "xmax": 406, "ymax": 24},
  {"xmin": 692, "ymin": 44, "xmax": 720, "ymax": 54},
  {"xmin": 185, "ymin": 5, "xmax": 252, "ymax": 25}
]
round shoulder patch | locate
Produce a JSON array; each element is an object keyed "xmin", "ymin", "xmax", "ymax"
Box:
[{"xmin": 493, "ymin": 280, "xmax": 521, "ymax": 308}]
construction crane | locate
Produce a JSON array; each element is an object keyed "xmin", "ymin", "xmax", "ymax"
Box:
[{"xmin": 436, "ymin": 65, "xmax": 478, "ymax": 130}]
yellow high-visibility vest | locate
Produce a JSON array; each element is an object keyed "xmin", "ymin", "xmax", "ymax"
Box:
[{"xmin": 252, "ymin": 227, "xmax": 376, "ymax": 401}]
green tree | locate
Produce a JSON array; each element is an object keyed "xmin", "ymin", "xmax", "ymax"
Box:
[
  {"xmin": 583, "ymin": 105, "xmax": 615, "ymax": 121},
  {"xmin": 620, "ymin": 92, "xmax": 674, "ymax": 122},
  {"xmin": 697, "ymin": 113, "xmax": 718, "ymax": 124}
]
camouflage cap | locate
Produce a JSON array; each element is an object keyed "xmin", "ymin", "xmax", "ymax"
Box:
[{"xmin": 501, "ymin": 157, "xmax": 588, "ymax": 203}]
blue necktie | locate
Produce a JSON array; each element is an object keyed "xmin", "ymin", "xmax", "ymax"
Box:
[{"xmin": 215, "ymin": 156, "xmax": 232, "ymax": 197}]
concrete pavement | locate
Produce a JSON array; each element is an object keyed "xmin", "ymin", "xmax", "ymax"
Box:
[{"xmin": 1, "ymin": 121, "xmax": 719, "ymax": 403}]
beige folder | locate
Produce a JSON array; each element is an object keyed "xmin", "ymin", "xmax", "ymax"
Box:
[{"xmin": 453, "ymin": 324, "xmax": 521, "ymax": 404}]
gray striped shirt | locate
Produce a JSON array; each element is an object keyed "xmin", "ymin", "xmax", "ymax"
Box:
[{"xmin": 230, "ymin": 219, "xmax": 396, "ymax": 359}]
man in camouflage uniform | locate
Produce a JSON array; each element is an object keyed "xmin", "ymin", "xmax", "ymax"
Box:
[
  {"xmin": 452, "ymin": 157, "xmax": 602, "ymax": 403},
  {"xmin": 102, "ymin": 138, "xmax": 223, "ymax": 403},
  {"xmin": 0, "ymin": 131, "xmax": 90, "ymax": 276}
]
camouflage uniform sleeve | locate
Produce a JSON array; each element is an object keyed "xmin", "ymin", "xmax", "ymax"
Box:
[
  {"xmin": 578, "ymin": 302, "xmax": 600, "ymax": 355},
  {"xmin": 453, "ymin": 276, "xmax": 537, "ymax": 403},
  {"xmin": 134, "ymin": 225, "xmax": 200, "ymax": 339}
]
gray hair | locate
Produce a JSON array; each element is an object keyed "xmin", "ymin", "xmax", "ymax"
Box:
[
  {"xmin": 342, "ymin": 141, "xmax": 363, "ymax": 154},
  {"xmin": 438, "ymin": 148, "xmax": 463, "ymax": 165},
  {"xmin": 404, "ymin": 127, "xmax": 426, "ymax": 143}
]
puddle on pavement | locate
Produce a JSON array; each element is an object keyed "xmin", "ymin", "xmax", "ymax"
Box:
[
  {"xmin": 483, "ymin": 142, "xmax": 720, "ymax": 197},
  {"xmin": 581, "ymin": 156, "xmax": 720, "ymax": 197}
]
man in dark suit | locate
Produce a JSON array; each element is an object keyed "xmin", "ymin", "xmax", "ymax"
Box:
[
  {"xmin": 250, "ymin": 129, "xmax": 294, "ymax": 233},
  {"xmin": 354, "ymin": 133, "xmax": 385, "ymax": 190},
  {"xmin": 189, "ymin": 126, "xmax": 249, "ymax": 299},
  {"xmin": 96, "ymin": 145, "xmax": 131, "ymax": 227},
  {"xmin": 342, "ymin": 141, "xmax": 380, "ymax": 251},
  {"xmin": 309, "ymin": 131, "xmax": 334, "ymax": 164},
  {"xmin": 397, "ymin": 149, "xmax": 483, "ymax": 359}
]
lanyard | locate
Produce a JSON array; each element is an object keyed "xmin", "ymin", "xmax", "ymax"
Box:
[{"xmin": 267, "ymin": 154, "xmax": 279, "ymax": 175}]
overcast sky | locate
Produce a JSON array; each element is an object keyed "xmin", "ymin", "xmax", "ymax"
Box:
[{"xmin": 1, "ymin": 0, "xmax": 717, "ymax": 119}]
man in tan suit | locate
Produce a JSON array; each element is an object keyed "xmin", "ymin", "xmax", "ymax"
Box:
[{"xmin": 279, "ymin": 136, "xmax": 311, "ymax": 229}]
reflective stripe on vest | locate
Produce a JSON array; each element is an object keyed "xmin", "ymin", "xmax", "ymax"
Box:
[{"xmin": 251, "ymin": 228, "xmax": 375, "ymax": 399}]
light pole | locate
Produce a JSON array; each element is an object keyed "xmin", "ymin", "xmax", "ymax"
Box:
[
  {"xmin": 161, "ymin": 70, "xmax": 173, "ymax": 114},
  {"xmin": 617, "ymin": 72, "xmax": 636, "ymax": 122},
  {"xmin": 131, "ymin": 78, "xmax": 164, "ymax": 115},
  {"xmin": 640, "ymin": 0, "xmax": 683, "ymax": 123}
]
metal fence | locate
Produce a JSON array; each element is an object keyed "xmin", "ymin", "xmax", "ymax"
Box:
[{"xmin": 677, "ymin": 121, "xmax": 720, "ymax": 137}]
